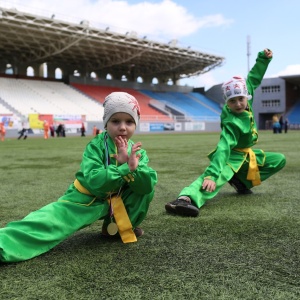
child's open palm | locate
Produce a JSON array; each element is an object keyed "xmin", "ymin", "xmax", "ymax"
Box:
[
  {"xmin": 113, "ymin": 136, "xmax": 129, "ymax": 164},
  {"xmin": 128, "ymin": 142, "xmax": 142, "ymax": 171}
]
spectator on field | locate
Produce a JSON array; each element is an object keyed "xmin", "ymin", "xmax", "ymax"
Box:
[
  {"xmin": 272, "ymin": 114, "xmax": 280, "ymax": 134},
  {"xmin": 0, "ymin": 122, "xmax": 5, "ymax": 142},
  {"xmin": 165, "ymin": 49, "xmax": 286, "ymax": 218},
  {"xmin": 43, "ymin": 121, "xmax": 49, "ymax": 139},
  {"xmin": 284, "ymin": 118, "xmax": 289, "ymax": 133},
  {"xmin": 279, "ymin": 115, "xmax": 283, "ymax": 133},
  {"xmin": 56, "ymin": 124, "xmax": 66, "ymax": 137},
  {"xmin": 61, "ymin": 124, "xmax": 66, "ymax": 137},
  {"xmin": 93, "ymin": 125, "xmax": 102, "ymax": 136},
  {"xmin": 50, "ymin": 124, "xmax": 55, "ymax": 137},
  {"xmin": 56, "ymin": 124, "xmax": 62, "ymax": 137},
  {"xmin": 80, "ymin": 122, "xmax": 86, "ymax": 137},
  {"xmin": 17, "ymin": 128, "xmax": 28, "ymax": 140},
  {"xmin": 93, "ymin": 125, "xmax": 97, "ymax": 136}
]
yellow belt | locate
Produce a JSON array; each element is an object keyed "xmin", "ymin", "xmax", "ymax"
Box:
[
  {"xmin": 74, "ymin": 179, "xmax": 137, "ymax": 243},
  {"xmin": 234, "ymin": 148, "xmax": 261, "ymax": 186}
]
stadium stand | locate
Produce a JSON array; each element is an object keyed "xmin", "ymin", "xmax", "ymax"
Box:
[
  {"xmin": 140, "ymin": 90, "xmax": 221, "ymax": 121},
  {"xmin": 0, "ymin": 78, "xmax": 104, "ymax": 121},
  {"xmin": 286, "ymin": 100, "xmax": 300, "ymax": 124},
  {"xmin": 2, "ymin": 76, "xmax": 299, "ymax": 131},
  {"xmin": 0, "ymin": 102, "xmax": 13, "ymax": 114},
  {"xmin": 189, "ymin": 92, "xmax": 222, "ymax": 112},
  {"xmin": 0, "ymin": 77, "xmax": 222, "ymax": 125},
  {"xmin": 71, "ymin": 83, "xmax": 173, "ymax": 122}
]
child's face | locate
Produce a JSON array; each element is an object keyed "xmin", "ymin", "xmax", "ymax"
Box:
[
  {"xmin": 227, "ymin": 96, "xmax": 248, "ymax": 113},
  {"xmin": 106, "ymin": 112, "xmax": 136, "ymax": 140}
]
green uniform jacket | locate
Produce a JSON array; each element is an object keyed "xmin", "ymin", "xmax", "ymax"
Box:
[
  {"xmin": 204, "ymin": 51, "xmax": 272, "ymax": 182},
  {"xmin": 60, "ymin": 131, "xmax": 158, "ymax": 204}
]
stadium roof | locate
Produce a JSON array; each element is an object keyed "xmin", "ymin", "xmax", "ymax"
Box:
[
  {"xmin": 280, "ymin": 75, "xmax": 300, "ymax": 87},
  {"xmin": 0, "ymin": 6, "xmax": 225, "ymax": 82}
]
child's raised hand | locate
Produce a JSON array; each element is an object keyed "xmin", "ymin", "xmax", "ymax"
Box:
[
  {"xmin": 113, "ymin": 136, "xmax": 129, "ymax": 164},
  {"xmin": 264, "ymin": 48, "xmax": 273, "ymax": 58},
  {"xmin": 113, "ymin": 137, "xmax": 142, "ymax": 170},
  {"xmin": 128, "ymin": 142, "xmax": 142, "ymax": 172}
]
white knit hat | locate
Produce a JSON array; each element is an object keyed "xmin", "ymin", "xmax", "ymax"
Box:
[
  {"xmin": 222, "ymin": 76, "xmax": 252, "ymax": 102},
  {"xmin": 103, "ymin": 92, "xmax": 140, "ymax": 127}
]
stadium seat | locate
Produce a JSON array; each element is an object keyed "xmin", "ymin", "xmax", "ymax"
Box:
[
  {"xmin": 0, "ymin": 78, "xmax": 104, "ymax": 121},
  {"xmin": 71, "ymin": 84, "xmax": 173, "ymax": 122}
]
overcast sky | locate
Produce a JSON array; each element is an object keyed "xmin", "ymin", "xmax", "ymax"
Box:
[{"xmin": 2, "ymin": 0, "xmax": 300, "ymax": 90}]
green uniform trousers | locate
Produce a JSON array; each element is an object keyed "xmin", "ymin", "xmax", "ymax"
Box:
[{"xmin": 0, "ymin": 187, "xmax": 154, "ymax": 263}]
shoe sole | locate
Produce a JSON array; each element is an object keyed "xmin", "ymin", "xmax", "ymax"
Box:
[
  {"xmin": 237, "ymin": 190, "xmax": 253, "ymax": 195},
  {"xmin": 165, "ymin": 203, "xmax": 199, "ymax": 217}
]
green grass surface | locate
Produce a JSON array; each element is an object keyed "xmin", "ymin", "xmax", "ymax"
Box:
[{"xmin": 0, "ymin": 131, "xmax": 300, "ymax": 300}]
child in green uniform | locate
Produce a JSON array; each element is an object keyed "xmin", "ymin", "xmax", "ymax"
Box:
[
  {"xmin": 0, "ymin": 92, "xmax": 158, "ymax": 263},
  {"xmin": 165, "ymin": 48, "xmax": 286, "ymax": 217}
]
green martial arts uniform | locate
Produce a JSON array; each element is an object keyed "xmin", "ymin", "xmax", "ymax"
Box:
[
  {"xmin": 179, "ymin": 50, "xmax": 286, "ymax": 208},
  {"xmin": 0, "ymin": 132, "xmax": 157, "ymax": 263}
]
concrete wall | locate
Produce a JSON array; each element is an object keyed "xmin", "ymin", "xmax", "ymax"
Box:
[{"xmin": 4, "ymin": 120, "xmax": 221, "ymax": 139}]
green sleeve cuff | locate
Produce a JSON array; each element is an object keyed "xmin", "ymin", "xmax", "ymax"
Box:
[
  {"xmin": 118, "ymin": 163, "xmax": 136, "ymax": 183},
  {"xmin": 204, "ymin": 176, "xmax": 217, "ymax": 182}
]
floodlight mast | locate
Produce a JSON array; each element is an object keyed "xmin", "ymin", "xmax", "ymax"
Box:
[{"xmin": 247, "ymin": 35, "xmax": 251, "ymax": 73}]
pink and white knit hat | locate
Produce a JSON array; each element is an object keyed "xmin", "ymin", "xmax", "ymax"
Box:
[
  {"xmin": 103, "ymin": 92, "xmax": 140, "ymax": 126},
  {"xmin": 222, "ymin": 76, "xmax": 252, "ymax": 102}
]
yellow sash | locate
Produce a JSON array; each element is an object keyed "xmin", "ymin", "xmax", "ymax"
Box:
[
  {"xmin": 234, "ymin": 148, "xmax": 261, "ymax": 186},
  {"xmin": 74, "ymin": 179, "xmax": 93, "ymax": 195},
  {"xmin": 74, "ymin": 179, "xmax": 137, "ymax": 243},
  {"xmin": 108, "ymin": 196, "xmax": 137, "ymax": 243}
]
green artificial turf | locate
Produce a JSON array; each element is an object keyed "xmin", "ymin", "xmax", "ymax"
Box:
[{"xmin": 0, "ymin": 131, "xmax": 299, "ymax": 300}]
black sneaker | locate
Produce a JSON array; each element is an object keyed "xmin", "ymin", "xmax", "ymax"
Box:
[
  {"xmin": 228, "ymin": 175, "xmax": 253, "ymax": 194},
  {"xmin": 165, "ymin": 198, "xmax": 199, "ymax": 217},
  {"xmin": 133, "ymin": 227, "xmax": 144, "ymax": 238}
]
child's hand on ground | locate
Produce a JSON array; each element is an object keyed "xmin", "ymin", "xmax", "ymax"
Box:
[{"xmin": 202, "ymin": 179, "xmax": 216, "ymax": 192}]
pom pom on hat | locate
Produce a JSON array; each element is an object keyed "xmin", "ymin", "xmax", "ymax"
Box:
[
  {"xmin": 222, "ymin": 76, "xmax": 252, "ymax": 103},
  {"xmin": 103, "ymin": 92, "xmax": 140, "ymax": 127}
]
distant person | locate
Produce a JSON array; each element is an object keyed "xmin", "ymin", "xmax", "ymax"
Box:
[
  {"xmin": 165, "ymin": 49, "xmax": 286, "ymax": 217},
  {"xmin": 61, "ymin": 124, "xmax": 66, "ymax": 137},
  {"xmin": 284, "ymin": 118, "xmax": 289, "ymax": 133},
  {"xmin": 279, "ymin": 115, "xmax": 283, "ymax": 133},
  {"xmin": 0, "ymin": 92, "xmax": 157, "ymax": 263},
  {"xmin": 43, "ymin": 121, "xmax": 49, "ymax": 139},
  {"xmin": 0, "ymin": 122, "xmax": 5, "ymax": 142},
  {"xmin": 80, "ymin": 122, "xmax": 86, "ymax": 137},
  {"xmin": 56, "ymin": 124, "xmax": 61, "ymax": 137},
  {"xmin": 93, "ymin": 125, "xmax": 102, "ymax": 136},
  {"xmin": 272, "ymin": 114, "xmax": 280, "ymax": 134},
  {"xmin": 93, "ymin": 125, "xmax": 97, "ymax": 136},
  {"xmin": 17, "ymin": 128, "xmax": 28, "ymax": 140},
  {"xmin": 49, "ymin": 124, "xmax": 55, "ymax": 137},
  {"xmin": 56, "ymin": 124, "xmax": 64, "ymax": 137}
]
